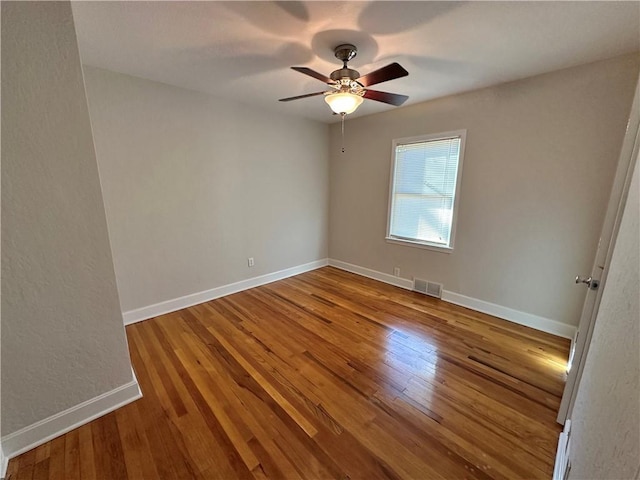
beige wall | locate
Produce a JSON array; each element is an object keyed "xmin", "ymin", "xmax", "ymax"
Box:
[
  {"xmin": 568, "ymin": 152, "xmax": 639, "ymax": 479},
  {"xmin": 0, "ymin": 0, "xmax": 3, "ymax": 464},
  {"xmin": 329, "ymin": 54, "xmax": 639, "ymax": 327},
  {"xmin": 82, "ymin": 67, "xmax": 329, "ymax": 313},
  {"xmin": 1, "ymin": 2, "xmax": 134, "ymax": 435}
]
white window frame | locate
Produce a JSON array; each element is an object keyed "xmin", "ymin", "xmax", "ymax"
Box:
[{"xmin": 386, "ymin": 129, "xmax": 467, "ymax": 253}]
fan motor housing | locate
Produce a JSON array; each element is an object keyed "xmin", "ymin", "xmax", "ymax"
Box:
[{"xmin": 330, "ymin": 68, "xmax": 360, "ymax": 82}]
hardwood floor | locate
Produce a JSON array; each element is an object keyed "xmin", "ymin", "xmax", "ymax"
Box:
[{"xmin": 6, "ymin": 267, "xmax": 570, "ymax": 479}]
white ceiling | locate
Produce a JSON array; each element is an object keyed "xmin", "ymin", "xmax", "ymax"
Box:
[{"xmin": 71, "ymin": 1, "xmax": 640, "ymax": 124}]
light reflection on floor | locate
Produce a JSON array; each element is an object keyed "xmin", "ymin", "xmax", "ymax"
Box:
[
  {"xmin": 530, "ymin": 348, "xmax": 569, "ymax": 378},
  {"xmin": 380, "ymin": 322, "xmax": 570, "ymax": 412},
  {"xmin": 384, "ymin": 326, "xmax": 440, "ymax": 409}
]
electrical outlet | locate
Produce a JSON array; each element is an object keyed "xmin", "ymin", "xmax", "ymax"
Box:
[
  {"xmin": 394, "ymin": 267, "xmax": 400, "ymax": 277},
  {"xmin": 248, "ymin": 257, "xmax": 254, "ymax": 267}
]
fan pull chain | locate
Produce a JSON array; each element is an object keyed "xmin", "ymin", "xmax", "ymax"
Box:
[{"xmin": 341, "ymin": 113, "xmax": 346, "ymax": 153}]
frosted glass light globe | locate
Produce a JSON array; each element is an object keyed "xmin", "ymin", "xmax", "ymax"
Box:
[{"xmin": 324, "ymin": 92, "xmax": 364, "ymax": 114}]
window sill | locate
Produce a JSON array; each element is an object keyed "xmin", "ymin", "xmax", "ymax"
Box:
[{"xmin": 385, "ymin": 237, "xmax": 453, "ymax": 254}]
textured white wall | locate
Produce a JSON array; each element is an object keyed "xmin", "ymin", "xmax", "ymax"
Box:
[
  {"xmin": 1, "ymin": 2, "xmax": 134, "ymax": 435},
  {"xmin": 329, "ymin": 54, "xmax": 639, "ymax": 327},
  {"xmin": 82, "ymin": 67, "xmax": 329, "ymax": 313},
  {"xmin": 568, "ymin": 153, "xmax": 639, "ymax": 479},
  {"xmin": 0, "ymin": 0, "xmax": 3, "ymax": 467}
]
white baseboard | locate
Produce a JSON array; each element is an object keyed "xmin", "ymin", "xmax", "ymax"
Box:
[
  {"xmin": 328, "ymin": 259, "xmax": 576, "ymax": 340},
  {"xmin": 123, "ymin": 258, "xmax": 329, "ymax": 325},
  {"xmin": 553, "ymin": 419, "xmax": 572, "ymax": 480},
  {"xmin": 441, "ymin": 290, "xmax": 576, "ymax": 339},
  {"xmin": 1, "ymin": 445, "xmax": 7, "ymax": 479},
  {"xmin": 1, "ymin": 371, "xmax": 141, "ymax": 463},
  {"xmin": 328, "ymin": 259, "xmax": 414, "ymax": 290},
  {"xmin": 122, "ymin": 254, "xmax": 573, "ymax": 337}
]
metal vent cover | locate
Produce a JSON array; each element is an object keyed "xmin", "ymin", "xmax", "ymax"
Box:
[{"xmin": 413, "ymin": 278, "xmax": 442, "ymax": 298}]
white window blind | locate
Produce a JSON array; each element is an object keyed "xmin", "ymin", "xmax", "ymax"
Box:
[{"xmin": 388, "ymin": 132, "xmax": 465, "ymax": 250}]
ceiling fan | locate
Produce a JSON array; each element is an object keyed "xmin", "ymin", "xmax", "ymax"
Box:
[{"xmin": 279, "ymin": 44, "xmax": 409, "ymax": 116}]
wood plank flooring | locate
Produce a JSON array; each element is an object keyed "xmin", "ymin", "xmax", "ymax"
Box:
[{"xmin": 6, "ymin": 267, "xmax": 570, "ymax": 479}]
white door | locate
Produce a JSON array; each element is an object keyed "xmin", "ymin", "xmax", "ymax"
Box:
[{"xmin": 557, "ymin": 80, "xmax": 640, "ymax": 424}]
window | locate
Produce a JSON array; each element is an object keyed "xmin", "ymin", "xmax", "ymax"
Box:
[{"xmin": 386, "ymin": 130, "xmax": 466, "ymax": 252}]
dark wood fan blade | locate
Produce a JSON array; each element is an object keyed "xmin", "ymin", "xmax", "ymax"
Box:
[
  {"xmin": 357, "ymin": 62, "xmax": 408, "ymax": 87},
  {"xmin": 363, "ymin": 89, "xmax": 408, "ymax": 106},
  {"xmin": 279, "ymin": 91, "xmax": 327, "ymax": 102},
  {"xmin": 291, "ymin": 67, "xmax": 335, "ymax": 84}
]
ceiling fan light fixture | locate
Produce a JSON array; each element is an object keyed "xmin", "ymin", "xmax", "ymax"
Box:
[{"xmin": 324, "ymin": 92, "xmax": 363, "ymax": 115}]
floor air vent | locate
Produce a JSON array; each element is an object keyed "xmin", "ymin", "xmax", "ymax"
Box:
[{"xmin": 413, "ymin": 278, "xmax": 442, "ymax": 298}]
